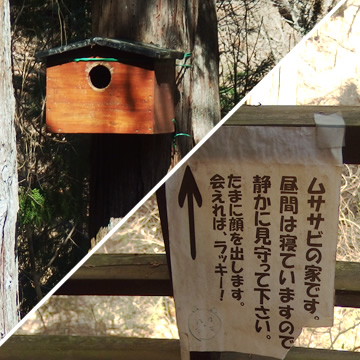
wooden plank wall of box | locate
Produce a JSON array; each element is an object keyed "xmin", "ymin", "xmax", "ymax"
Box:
[{"xmin": 37, "ymin": 37, "xmax": 184, "ymax": 134}]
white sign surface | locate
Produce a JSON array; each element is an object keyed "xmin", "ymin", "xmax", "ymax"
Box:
[{"xmin": 166, "ymin": 125, "xmax": 343, "ymax": 359}]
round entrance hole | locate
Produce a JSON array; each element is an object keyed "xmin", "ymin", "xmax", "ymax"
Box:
[{"xmin": 89, "ymin": 64, "xmax": 112, "ymax": 89}]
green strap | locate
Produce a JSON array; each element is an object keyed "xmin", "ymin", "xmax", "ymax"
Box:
[
  {"xmin": 176, "ymin": 52, "xmax": 192, "ymax": 69},
  {"xmin": 172, "ymin": 119, "xmax": 192, "ymax": 148},
  {"xmin": 73, "ymin": 57, "xmax": 119, "ymax": 62},
  {"xmin": 176, "ymin": 64, "xmax": 192, "ymax": 68}
]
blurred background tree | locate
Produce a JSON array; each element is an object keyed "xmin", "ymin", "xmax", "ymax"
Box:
[
  {"xmin": 272, "ymin": 0, "xmax": 337, "ymax": 35},
  {"xmin": 217, "ymin": 0, "xmax": 338, "ymax": 115}
]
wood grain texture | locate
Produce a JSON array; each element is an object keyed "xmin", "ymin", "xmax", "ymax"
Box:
[
  {"xmin": 46, "ymin": 59, "xmax": 175, "ymax": 134},
  {"xmin": 55, "ymin": 253, "xmax": 172, "ymax": 296},
  {"xmin": 55, "ymin": 254, "xmax": 360, "ymax": 308},
  {"xmin": 69, "ymin": 254, "xmax": 169, "ymax": 281},
  {"xmin": 0, "ymin": 336, "xmax": 180, "ymax": 360},
  {"xmin": 89, "ymin": 1, "xmax": 195, "ymax": 236},
  {"xmin": 225, "ymin": 105, "xmax": 360, "ymax": 164},
  {"xmin": 1, "ymin": 336, "xmax": 359, "ymax": 360},
  {"xmin": 92, "ymin": 0, "xmax": 221, "ymax": 155},
  {"xmin": 0, "ymin": 0, "xmax": 20, "ymax": 337},
  {"xmin": 225, "ymin": 105, "xmax": 360, "ymax": 126},
  {"xmin": 154, "ymin": 60, "xmax": 176, "ymax": 133}
]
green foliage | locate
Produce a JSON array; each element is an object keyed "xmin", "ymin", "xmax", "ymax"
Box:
[
  {"xmin": 18, "ymin": 187, "xmax": 48, "ymax": 227},
  {"xmin": 11, "ymin": 0, "xmax": 92, "ymax": 317},
  {"xmin": 16, "ymin": 133, "xmax": 91, "ymax": 317}
]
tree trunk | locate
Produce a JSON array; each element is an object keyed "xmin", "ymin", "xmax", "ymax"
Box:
[
  {"xmin": 89, "ymin": 133, "xmax": 173, "ymax": 237},
  {"xmin": 89, "ymin": 0, "xmax": 220, "ymax": 237},
  {"xmin": 92, "ymin": 0, "xmax": 220, "ymax": 153},
  {"xmin": 0, "ymin": 0, "xmax": 20, "ymax": 337}
]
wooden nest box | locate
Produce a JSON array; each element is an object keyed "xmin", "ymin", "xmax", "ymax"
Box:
[{"xmin": 37, "ymin": 37, "xmax": 184, "ymax": 134}]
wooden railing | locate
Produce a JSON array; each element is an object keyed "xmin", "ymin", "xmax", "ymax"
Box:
[
  {"xmin": 0, "ymin": 254, "xmax": 357, "ymax": 359},
  {"xmin": 3, "ymin": 106, "xmax": 360, "ymax": 359},
  {"xmin": 2, "ymin": 335, "xmax": 360, "ymax": 359},
  {"xmin": 53, "ymin": 254, "xmax": 360, "ymax": 309}
]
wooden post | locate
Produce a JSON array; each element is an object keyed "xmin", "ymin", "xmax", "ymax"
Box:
[
  {"xmin": 89, "ymin": 133, "xmax": 173, "ymax": 237},
  {"xmin": 0, "ymin": 0, "xmax": 20, "ymax": 336},
  {"xmin": 89, "ymin": 0, "xmax": 220, "ymax": 236}
]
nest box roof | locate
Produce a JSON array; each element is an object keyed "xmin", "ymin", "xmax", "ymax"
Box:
[{"xmin": 36, "ymin": 37, "xmax": 184, "ymax": 60}]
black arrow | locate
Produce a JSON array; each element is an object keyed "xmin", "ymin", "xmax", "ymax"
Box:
[{"xmin": 178, "ymin": 165, "xmax": 202, "ymax": 260}]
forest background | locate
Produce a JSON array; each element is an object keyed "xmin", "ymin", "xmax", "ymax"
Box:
[{"xmin": 11, "ymin": 0, "xmax": 360, "ymax": 352}]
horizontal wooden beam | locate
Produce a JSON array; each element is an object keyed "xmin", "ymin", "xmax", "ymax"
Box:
[
  {"xmin": 55, "ymin": 254, "xmax": 173, "ymax": 296},
  {"xmin": 55, "ymin": 254, "xmax": 360, "ymax": 308},
  {"xmin": 1, "ymin": 336, "xmax": 360, "ymax": 360},
  {"xmin": 225, "ymin": 105, "xmax": 360, "ymax": 164},
  {"xmin": 227, "ymin": 105, "xmax": 360, "ymax": 126},
  {"xmin": 0, "ymin": 336, "xmax": 180, "ymax": 360}
]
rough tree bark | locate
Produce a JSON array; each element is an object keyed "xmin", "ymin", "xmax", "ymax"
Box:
[
  {"xmin": 89, "ymin": 0, "xmax": 220, "ymax": 237},
  {"xmin": 92, "ymin": 0, "xmax": 220, "ymax": 151},
  {"xmin": 0, "ymin": 0, "xmax": 20, "ymax": 337}
]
